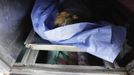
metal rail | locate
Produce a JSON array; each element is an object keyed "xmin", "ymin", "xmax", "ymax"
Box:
[{"xmin": 10, "ymin": 30, "xmax": 128, "ymax": 75}]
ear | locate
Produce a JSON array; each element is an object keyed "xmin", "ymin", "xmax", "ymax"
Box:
[{"xmin": 73, "ymin": 15, "xmax": 79, "ymax": 19}]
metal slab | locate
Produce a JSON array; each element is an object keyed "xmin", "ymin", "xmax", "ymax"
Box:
[
  {"xmin": 20, "ymin": 48, "xmax": 39, "ymax": 65},
  {"xmin": 19, "ymin": 30, "xmax": 128, "ymax": 75},
  {"xmin": 26, "ymin": 44, "xmax": 82, "ymax": 52},
  {"xmin": 10, "ymin": 47, "xmax": 127, "ymax": 75},
  {"xmin": 26, "ymin": 50, "xmax": 39, "ymax": 65},
  {"xmin": 11, "ymin": 64, "xmax": 127, "ymax": 75},
  {"xmin": 21, "ymin": 48, "xmax": 31, "ymax": 65}
]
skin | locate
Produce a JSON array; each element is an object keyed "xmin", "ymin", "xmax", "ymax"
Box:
[{"xmin": 54, "ymin": 11, "xmax": 79, "ymax": 27}]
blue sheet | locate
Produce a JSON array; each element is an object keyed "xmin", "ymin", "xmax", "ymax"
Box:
[{"xmin": 31, "ymin": 0, "xmax": 126, "ymax": 62}]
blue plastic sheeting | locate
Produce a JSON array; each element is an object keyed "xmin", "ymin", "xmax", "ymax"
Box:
[{"xmin": 31, "ymin": 0, "xmax": 126, "ymax": 62}]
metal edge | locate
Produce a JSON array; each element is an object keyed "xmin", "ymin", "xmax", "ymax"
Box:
[
  {"xmin": 26, "ymin": 50, "xmax": 39, "ymax": 65},
  {"xmin": 126, "ymin": 60, "xmax": 134, "ymax": 71},
  {"xmin": 11, "ymin": 64, "xmax": 127, "ymax": 75},
  {"xmin": 26, "ymin": 44, "xmax": 83, "ymax": 52},
  {"xmin": 24, "ymin": 30, "xmax": 35, "ymax": 45},
  {"xmin": 0, "ymin": 59, "xmax": 10, "ymax": 75}
]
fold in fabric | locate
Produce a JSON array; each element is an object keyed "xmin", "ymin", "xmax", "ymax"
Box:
[{"xmin": 31, "ymin": 0, "xmax": 126, "ymax": 62}]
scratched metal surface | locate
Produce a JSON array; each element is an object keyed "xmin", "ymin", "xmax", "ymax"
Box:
[{"xmin": 0, "ymin": 0, "xmax": 33, "ymax": 68}]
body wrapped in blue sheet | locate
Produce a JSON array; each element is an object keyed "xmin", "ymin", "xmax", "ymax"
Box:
[{"xmin": 31, "ymin": 0, "xmax": 126, "ymax": 62}]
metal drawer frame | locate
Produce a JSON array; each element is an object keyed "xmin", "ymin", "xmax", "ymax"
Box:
[{"xmin": 10, "ymin": 30, "xmax": 128, "ymax": 75}]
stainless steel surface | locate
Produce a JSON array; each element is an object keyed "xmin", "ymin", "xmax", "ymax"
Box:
[
  {"xmin": 11, "ymin": 63, "xmax": 127, "ymax": 75},
  {"xmin": 10, "ymin": 47, "xmax": 128, "ymax": 75},
  {"xmin": 0, "ymin": 0, "xmax": 33, "ymax": 73}
]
